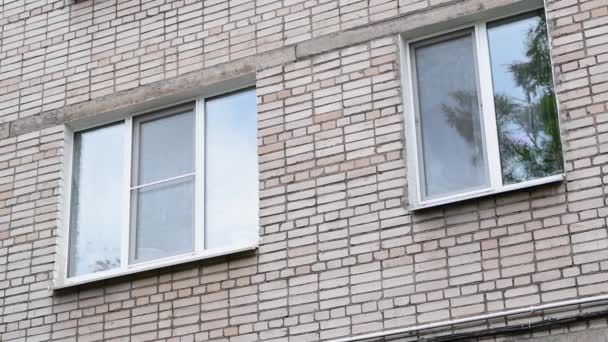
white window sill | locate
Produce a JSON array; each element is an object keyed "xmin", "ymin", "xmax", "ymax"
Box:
[
  {"xmin": 410, "ymin": 174, "xmax": 565, "ymax": 211},
  {"xmin": 52, "ymin": 243, "xmax": 258, "ymax": 290}
]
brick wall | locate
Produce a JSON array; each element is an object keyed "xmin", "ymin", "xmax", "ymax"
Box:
[
  {"xmin": 0, "ymin": 0, "xmax": 459, "ymax": 122},
  {"xmin": 2, "ymin": 0, "xmax": 608, "ymax": 341}
]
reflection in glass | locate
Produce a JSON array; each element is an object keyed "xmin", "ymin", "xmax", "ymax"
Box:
[
  {"xmin": 136, "ymin": 111, "xmax": 195, "ymax": 184},
  {"xmin": 414, "ymin": 32, "xmax": 489, "ymax": 199},
  {"xmin": 69, "ymin": 124, "xmax": 124, "ymax": 277},
  {"xmin": 132, "ymin": 110, "xmax": 195, "ymax": 263},
  {"xmin": 133, "ymin": 176, "xmax": 195, "ymax": 262},
  {"xmin": 488, "ymin": 13, "xmax": 562, "ymax": 184},
  {"xmin": 205, "ymin": 89, "xmax": 258, "ymax": 250}
]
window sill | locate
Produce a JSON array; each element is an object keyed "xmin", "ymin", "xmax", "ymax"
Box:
[
  {"xmin": 52, "ymin": 243, "xmax": 258, "ymax": 290},
  {"xmin": 410, "ymin": 174, "xmax": 565, "ymax": 211}
]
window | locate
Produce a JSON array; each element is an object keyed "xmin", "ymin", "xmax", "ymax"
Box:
[
  {"xmin": 402, "ymin": 10, "xmax": 563, "ymax": 208},
  {"xmin": 61, "ymin": 88, "xmax": 258, "ymax": 285}
]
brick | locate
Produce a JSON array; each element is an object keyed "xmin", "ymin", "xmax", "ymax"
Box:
[{"xmin": 2, "ymin": 1, "xmax": 608, "ymax": 342}]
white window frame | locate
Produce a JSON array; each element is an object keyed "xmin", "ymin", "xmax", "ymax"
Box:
[
  {"xmin": 400, "ymin": 9, "xmax": 565, "ymax": 210},
  {"xmin": 55, "ymin": 91, "xmax": 259, "ymax": 289}
]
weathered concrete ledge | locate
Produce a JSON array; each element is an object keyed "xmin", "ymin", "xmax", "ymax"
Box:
[
  {"xmin": 3, "ymin": 0, "xmax": 539, "ymax": 139},
  {"xmin": 295, "ymin": 0, "xmax": 542, "ymax": 58},
  {"xmin": 5, "ymin": 47, "xmax": 296, "ymax": 138}
]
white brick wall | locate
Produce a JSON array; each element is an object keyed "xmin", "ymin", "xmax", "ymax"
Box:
[{"xmin": 2, "ymin": 0, "xmax": 608, "ymax": 341}]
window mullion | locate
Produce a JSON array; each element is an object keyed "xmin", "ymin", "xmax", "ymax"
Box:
[
  {"xmin": 195, "ymin": 97, "xmax": 206, "ymax": 253},
  {"xmin": 475, "ymin": 22, "xmax": 503, "ymax": 189},
  {"xmin": 120, "ymin": 117, "xmax": 133, "ymax": 271}
]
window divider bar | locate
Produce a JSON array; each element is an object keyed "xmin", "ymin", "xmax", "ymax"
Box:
[
  {"xmin": 475, "ymin": 23, "xmax": 503, "ymax": 189},
  {"xmin": 129, "ymin": 172, "xmax": 196, "ymax": 190},
  {"xmin": 194, "ymin": 97, "xmax": 206, "ymax": 253},
  {"xmin": 120, "ymin": 118, "xmax": 133, "ymax": 271}
]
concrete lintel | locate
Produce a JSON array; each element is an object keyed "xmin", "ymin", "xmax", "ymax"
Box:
[
  {"xmin": 295, "ymin": 0, "xmax": 542, "ymax": 59},
  {"xmin": 7, "ymin": 0, "xmax": 545, "ymax": 137},
  {"xmin": 8, "ymin": 46, "xmax": 296, "ymax": 137},
  {"xmin": 515, "ymin": 327, "xmax": 608, "ymax": 341}
]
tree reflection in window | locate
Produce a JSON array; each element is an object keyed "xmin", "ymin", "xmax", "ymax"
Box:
[{"xmin": 442, "ymin": 13, "xmax": 562, "ymax": 185}]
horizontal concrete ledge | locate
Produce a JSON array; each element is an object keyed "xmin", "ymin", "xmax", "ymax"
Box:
[
  {"xmin": 7, "ymin": 47, "xmax": 296, "ymax": 137},
  {"xmin": 518, "ymin": 327, "xmax": 608, "ymax": 342},
  {"xmin": 3, "ymin": 0, "xmax": 540, "ymax": 138},
  {"xmin": 330, "ymin": 294, "xmax": 608, "ymax": 342},
  {"xmin": 295, "ymin": 0, "xmax": 542, "ymax": 59}
]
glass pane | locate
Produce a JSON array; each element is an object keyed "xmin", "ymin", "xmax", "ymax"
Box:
[
  {"xmin": 136, "ymin": 110, "xmax": 195, "ymax": 185},
  {"xmin": 488, "ymin": 13, "xmax": 563, "ymax": 184},
  {"xmin": 69, "ymin": 124, "xmax": 124, "ymax": 277},
  {"xmin": 205, "ymin": 89, "xmax": 258, "ymax": 250},
  {"xmin": 132, "ymin": 176, "xmax": 195, "ymax": 262},
  {"xmin": 413, "ymin": 32, "xmax": 489, "ymax": 199}
]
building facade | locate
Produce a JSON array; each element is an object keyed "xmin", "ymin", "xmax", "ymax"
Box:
[{"xmin": 2, "ymin": 0, "xmax": 608, "ymax": 341}]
